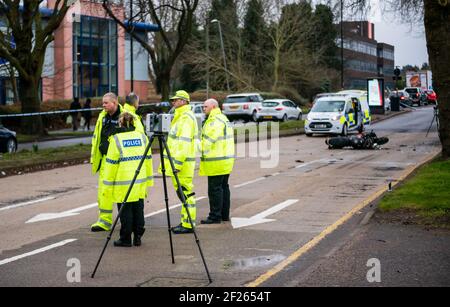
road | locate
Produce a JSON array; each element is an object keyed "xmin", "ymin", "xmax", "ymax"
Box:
[
  {"xmin": 0, "ymin": 106, "xmax": 441, "ymax": 286},
  {"xmin": 17, "ymin": 115, "xmax": 308, "ymax": 151}
]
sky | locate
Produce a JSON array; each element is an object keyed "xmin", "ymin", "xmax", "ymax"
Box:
[
  {"xmin": 370, "ymin": 9, "xmax": 429, "ymax": 68},
  {"xmin": 312, "ymin": 0, "xmax": 429, "ymax": 68}
]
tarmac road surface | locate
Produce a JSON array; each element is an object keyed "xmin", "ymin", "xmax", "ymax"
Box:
[{"xmin": 0, "ymin": 106, "xmax": 441, "ymax": 286}]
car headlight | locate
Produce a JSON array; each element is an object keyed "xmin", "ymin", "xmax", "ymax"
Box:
[
  {"xmin": 307, "ymin": 115, "xmax": 313, "ymax": 121},
  {"xmin": 331, "ymin": 115, "xmax": 342, "ymax": 121}
]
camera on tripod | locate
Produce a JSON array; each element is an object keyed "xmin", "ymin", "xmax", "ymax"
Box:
[{"xmin": 145, "ymin": 113, "xmax": 172, "ymax": 134}]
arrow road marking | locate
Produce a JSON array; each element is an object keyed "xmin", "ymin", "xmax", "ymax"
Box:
[
  {"xmin": 0, "ymin": 239, "xmax": 77, "ymax": 266},
  {"xmin": 25, "ymin": 203, "xmax": 98, "ymax": 224},
  {"xmin": 231, "ymin": 199, "xmax": 299, "ymax": 229}
]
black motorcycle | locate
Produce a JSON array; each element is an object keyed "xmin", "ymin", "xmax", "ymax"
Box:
[{"xmin": 326, "ymin": 131, "xmax": 389, "ymax": 150}]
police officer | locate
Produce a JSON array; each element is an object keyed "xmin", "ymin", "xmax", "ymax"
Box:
[
  {"xmin": 160, "ymin": 90, "xmax": 198, "ymax": 234},
  {"xmin": 90, "ymin": 92, "xmax": 144, "ymax": 232},
  {"xmin": 102, "ymin": 112, "xmax": 153, "ymax": 247},
  {"xmin": 124, "ymin": 92, "xmax": 141, "ymax": 120},
  {"xmin": 199, "ymin": 99, "xmax": 235, "ymax": 224}
]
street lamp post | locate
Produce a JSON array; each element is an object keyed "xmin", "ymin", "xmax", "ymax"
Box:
[
  {"xmin": 340, "ymin": 0, "xmax": 344, "ymax": 90},
  {"xmin": 211, "ymin": 19, "xmax": 230, "ymax": 92}
]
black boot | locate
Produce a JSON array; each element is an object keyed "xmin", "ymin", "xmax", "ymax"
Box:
[
  {"xmin": 113, "ymin": 239, "xmax": 132, "ymax": 247},
  {"xmin": 133, "ymin": 228, "xmax": 145, "ymax": 246}
]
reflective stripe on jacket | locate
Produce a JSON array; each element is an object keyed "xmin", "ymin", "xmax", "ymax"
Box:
[
  {"xmin": 103, "ymin": 130, "xmax": 153, "ymax": 203},
  {"xmin": 199, "ymin": 108, "xmax": 235, "ymax": 176},
  {"xmin": 160, "ymin": 104, "xmax": 198, "ymax": 177},
  {"xmin": 90, "ymin": 104, "xmax": 145, "ymax": 174}
]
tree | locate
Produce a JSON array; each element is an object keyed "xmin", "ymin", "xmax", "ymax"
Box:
[
  {"xmin": 103, "ymin": 0, "xmax": 199, "ymax": 100},
  {"xmin": 0, "ymin": 1, "xmax": 70, "ymax": 135},
  {"xmin": 242, "ymin": 0, "xmax": 267, "ymax": 76},
  {"xmin": 344, "ymin": 0, "xmax": 450, "ymax": 158}
]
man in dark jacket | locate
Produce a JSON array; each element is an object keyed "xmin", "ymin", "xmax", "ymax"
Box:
[{"xmin": 70, "ymin": 97, "xmax": 82, "ymax": 131}]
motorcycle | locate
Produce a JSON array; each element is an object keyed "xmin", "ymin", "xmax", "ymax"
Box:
[{"xmin": 326, "ymin": 130, "xmax": 389, "ymax": 150}]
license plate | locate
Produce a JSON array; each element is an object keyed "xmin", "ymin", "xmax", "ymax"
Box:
[
  {"xmin": 229, "ymin": 106, "xmax": 239, "ymax": 110},
  {"xmin": 316, "ymin": 124, "xmax": 326, "ymax": 128},
  {"xmin": 264, "ymin": 116, "xmax": 273, "ymax": 119}
]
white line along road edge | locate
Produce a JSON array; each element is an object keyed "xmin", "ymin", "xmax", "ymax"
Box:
[
  {"xmin": 0, "ymin": 239, "xmax": 77, "ymax": 266},
  {"xmin": 0, "ymin": 196, "xmax": 56, "ymax": 213},
  {"xmin": 232, "ymin": 199, "xmax": 299, "ymax": 229}
]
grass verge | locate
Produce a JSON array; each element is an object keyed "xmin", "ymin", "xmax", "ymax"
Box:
[
  {"xmin": 378, "ymin": 158, "xmax": 450, "ymax": 228},
  {"xmin": 0, "ymin": 143, "xmax": 91, "ymax": 171}
]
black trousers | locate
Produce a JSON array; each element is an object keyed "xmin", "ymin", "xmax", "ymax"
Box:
[
  {"xmin": 117, "ymin": 199, "xmax": 145, "ymax": 243},
  {"xmin": 207, "ymin": 174, "xmax": 231, "ymax": 221}
]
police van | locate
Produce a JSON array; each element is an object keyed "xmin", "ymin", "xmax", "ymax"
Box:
[{"xmin": 305, "ymin": 90, "xmax": 371, "ymax": 136}]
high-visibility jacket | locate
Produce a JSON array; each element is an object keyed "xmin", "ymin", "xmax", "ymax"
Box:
[
  {"xmin": 102, "ymin": 130, "xmax": 153, "ymax": 203},
  {"xmin": 199, "ymin": 108, "xmax": 235, "ymax": 176},
  {"xmin": 123, "ymin": 103, "xmax": 140, "ymax": 120},
  {"xmin": 91, "ymin": 104, "xmax": 145, "ymax": 174},
  {"xmin": 160, "ymin": 104, "xmax": 198, "ymax": 177}
]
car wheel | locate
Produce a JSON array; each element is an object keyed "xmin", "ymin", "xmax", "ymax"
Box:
[
  {"xmin": 297, "ymin": 113, "xmax": 302, "ymax": 121},
  {"xmin": 341, "ymin": 124, "xmax": 348, "ymax": 136},
  {"xmin": 252, "ymin": 111, "xmax": 258, "ymax": 122},
  {"xmin": 6, "ymin": 138, "xmax": 17, "ymax": 153},
  {"xmin": 282, "ymin": 114, "xmax": 288, "ymax": 122}
]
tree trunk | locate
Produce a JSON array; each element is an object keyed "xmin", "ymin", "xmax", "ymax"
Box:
[
  {"xmin": 424, "ymin": 0, "xmax": 450, "ymax": 158},
  {"xmin": 19, "ymin": 76, "xmax": 44, "ymax": 135},
  {"xmin": 159, "ymin": 72, "xmax": 171, "ymax": 101}
]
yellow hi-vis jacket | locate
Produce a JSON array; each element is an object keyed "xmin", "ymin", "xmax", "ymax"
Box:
[
  {"xmin": 103, "ymin": 130, "xmax": 153, "ymax": 203},
  {"xmin": 160, "ymin": 104, "xmax": 198, "ymax": 177},
  {"xmin": 199, "ymin": 108, "xmax": 235, "ymax": 176},
  {"xmin": 123, "ymin": 103, "xmax": 140, "ymax": 120},
  {"xmin": 90, "ymin": 104, "xmax": 145, "ymax": 174}
]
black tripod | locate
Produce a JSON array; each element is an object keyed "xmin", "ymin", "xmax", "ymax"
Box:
[
  {"xmin": 91, "ymin": 132, "xmax": 212, "ymax": 283},
  {"xmin": 426, "ymin": 105, "xmax": 440, "ymax": 138}
]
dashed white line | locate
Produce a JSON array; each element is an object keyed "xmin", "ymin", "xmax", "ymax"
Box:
[
  {"xmin": 0, "ymin": 239, "xmax": 77, "ymax": 266},
  {"xmin": 234, "ymin": 177, "xmax": 266, "ymax": 188},
  {"xmin": 0, "ymin": 196, "xmax": 56, "ymax": 213},
  {"xmin": 144, "ymin": 196, "xmax": 207, "ymax": 218}
]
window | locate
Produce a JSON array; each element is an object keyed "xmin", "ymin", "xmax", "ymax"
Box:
[{"xmin": 73, "ymin": 16, "xmax": 118, "ymax": 98}]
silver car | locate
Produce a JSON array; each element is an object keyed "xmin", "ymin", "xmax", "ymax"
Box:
[{"xmin": 256, "ymin": 99, "xmax": 302, "ymax": 122}]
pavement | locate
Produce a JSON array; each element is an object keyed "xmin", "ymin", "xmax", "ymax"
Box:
[{"xmin": 0, "ymin": 105, "xmax": 445, "ymax": 287}]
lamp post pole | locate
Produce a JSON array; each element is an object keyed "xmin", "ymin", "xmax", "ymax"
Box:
[
  {"xmin": 130, "ymin": 0, "xmax": 134, "ymax": 92},
  {"xmin": 340, "ymin": 0, "xmax": 344, "ymax": 90},
  {"xmin": 211, "ymin": 19, "xmax": 230, "ymax": 92}
]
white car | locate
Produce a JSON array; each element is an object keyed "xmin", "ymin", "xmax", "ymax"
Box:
[
  {"xmin": 256, "ymin": 99, "xmax": 302, "ymax": 122},
  {"xmin": 304, "ymin": 93, "xmax": 371, "ymax": 136},
  {"xmin": 222, "ymin": 93, "xmax": 264, "ymax": 122}
]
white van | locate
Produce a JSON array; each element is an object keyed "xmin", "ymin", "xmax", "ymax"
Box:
[{"xmin": 304, "ymin": 91, "xmax": 371, "ymax": 136}]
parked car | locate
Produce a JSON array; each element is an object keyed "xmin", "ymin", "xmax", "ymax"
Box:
[
  {"xmin": 426, "ymin": 90, "xmax": 437, "ymax": 104},
  {"xmin": 256, "ymin": 99, "xmax": 302, "ymax": 122},
  {"xmin": 0, "ymin": 125, "xmax": 17, "ymax": 153},
  {"xmin": 389, "ymin": 90, "xmax": 411, "ymax": 106},
  {"xmin": 404, "ymin": 87, "xmax": 427, "ymax": 106},
  {"xmin": 222, "ymin": 93, "xmax": 264, "ymax": 122}
]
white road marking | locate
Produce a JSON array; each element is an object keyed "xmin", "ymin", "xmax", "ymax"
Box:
[
  {"xmin": 0, "ymin": 196, "xmax": 56, "ymax": 213},
  {"xmin": 234, "ymin": 177, "xmax": 266, "ymax": 188},
  {"xmin": 144, "ymin": 196, "xmax": 207, "ymax": 218},
  {"xmin": 231, "ymin": 199, "xmax": 299, "ymax": 229},
  {"xmin": 0, "ymin": 239, "xmax": 77, "ymax": 266},
  {"xmin": 26, "ymin": 203, "xmax": 98, "ymax": 223}
]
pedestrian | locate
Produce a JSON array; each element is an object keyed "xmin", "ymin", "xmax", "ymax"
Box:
[
  {"xmin": 70, "ymin": 97, "xmax": 81, "ymax": 131},
  {"xmin": 102, "ymin": 112, "xmax": 153, "ymax": 247},
  {"xmin": 82, "ymin": 98, "xmax": 92, "ymax": 131},
  {"xmin": 90, "ymin": 92, "xmax": 145, "ymax": 232},
  {"xmin": 199, "ymin": 98, "xmax": 235, "ymax": 224},
  {"xmin": 160, "ymin": 90, "xmax": 198, "ymax": 234}
]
